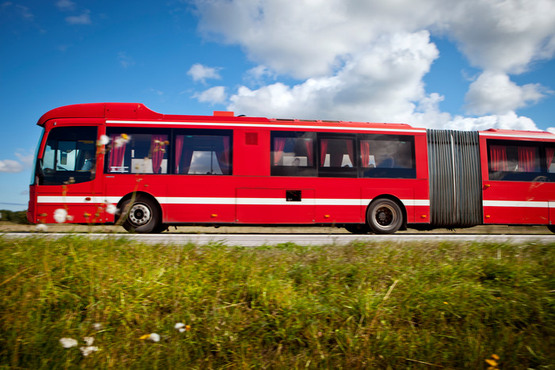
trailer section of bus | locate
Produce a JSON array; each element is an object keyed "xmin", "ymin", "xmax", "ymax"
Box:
[{"xmin": 479, "ymin": 129, "xmax": 555, "ymax": 226}]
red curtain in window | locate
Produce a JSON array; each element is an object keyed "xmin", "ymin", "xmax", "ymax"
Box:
[
  {"xmin": 151, "ymin": 135, "xmax": 167, "ymax": 174},
  {"xmin": 346, "ymin": 140, "xmax": 354, "ymax": 166},
  {"xmin": 109, "ymin": 134, "xmax": 126, "ymax": 172},
  {"xmin": 216, "ymin": 136, "xmax": 230, "ymax": 174},
  {"xmin": 175, "ymin": 135, "xmax": 193, "ymax": 174},
  {"xmin": 273, "ymin": 137, "xmax": 286, "ymax": 165},
  {"xmin": 174, "ymin": 135, "xmax": 184, "ymax": 173},
  {"xmin": 304, "ymin": 139, "xmax": 313, "ymax": 165},
  {"xmin": 489, "ymin": 145, "xmax": 507, "ymax": 171},
  {"xmin": 517, "ymin": 146, "xmax": 537, "ymax": 172},
  {"xmin": 361, "ymin": 141, "xmax": 370, "ymax": 167},
  {"xmin": 546, "ymin": 147, "xmax": 554, "ymax": 170},
  {"xmin": 320, "ymin": 139, "xmax": 328, "ymax": 166}
]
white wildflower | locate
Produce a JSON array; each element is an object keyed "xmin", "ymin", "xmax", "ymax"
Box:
[
  {"xmin": 114, "ymin": 133, "xmax": 130, "ymax": 148},
  {"xmin": 80, "ymin": 346, "xmax": 99, "ymax": 357},
  {"xmin": 140, "ymin": 333, "xmax": 160, "ymax": 342},
  {"xmin": 35, "ymin": 224, "xmax": 48, "ymax": 232},
  {"xmin": 92, "ymin": 323, "xmax": 103, "ymax": 331},
  {"xmin": 98, "ymin": 135, "xmax": 110, "ymax": 146},
  {"xmin": 105, "ymin": 204, "xmax": 117, "ymax": 215},
  {"xmin": 175, "ymin": 323, "xmax": 191, "ymax": 332},
  {"xmin": 60, "ymin": 337, "xmax": 78, "ymax": 348},
  {"xmin": 83, "ymin": 337, "xmax": 94, "ymax": 346},
  {"xmin": 53, "ymin": 208, "xmax": 68, "ymax": 223}
]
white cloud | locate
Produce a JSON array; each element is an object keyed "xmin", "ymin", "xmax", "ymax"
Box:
[
  {"xmin": 148, "ymin": 88, "xmax": 164, "ymax": 96},
  {"xmin": 194, "ymin": 86, "xmax": 227, "ymax": 104},
  {"xmin": 56, "ymin": 0, "xmax": 75, "ymax": 11},
  {"xmin": 66, "ymin": 10, "xmax": 91, "ymax": 25},
  {"xmin": 443, "ymin": 0, "xmax": 555, "ymax": 73},
  {"xmin": 193, "ymin": 0, "xmax": 555, "ymax": 131},
  {"xmin": 465, "ymin": 71, "xmax": 549, "ymax": 115},
  {"xmin": 117, "ymin": 52, "xmax": 134, "ymax": 68},
  {"xmin": 187, "ymin": 63, "xmax": 221, "ymax": 84},
  {"xmin": 194, "ymin": 0, "xmax": 444, "ymax": 79},
  {"xmin": 0, "ymin": 150, "xmax": 35, "ymax": 173},
  {"xmin": 15, "ymin": 152, "xmax": 34, "ymax": 167},
  {"xmin": 230, "ymin": 31, "xmax": 439, "ymax": 122},
  {"xmin": 0, "ymin": 159, "xmax": 23, "ymax": 173},
  {"xmin": 244, "ymin": 65, "xmax": 276, "ymax": 86},
  {"xmin": 446, "ymin": 111, "xmax": 539, "ymax": 131},
  {"xmin": 2, "ymin": 3, "xmax": 34, "ymax": 20},
  {"xmin": 547, "ymin": 127, "xmax": 555, "ymax": 134},
  {"xmin": 16, "ymin": 4, "xmax": 33, "ymax": 20}
]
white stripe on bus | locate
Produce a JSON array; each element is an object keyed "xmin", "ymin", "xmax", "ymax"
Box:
[
  {"xmin": 106, "ymin": 120, "xmax": 427, "ymax": 134},
  {"xmin": 482, "ymin": 200, "xmax": 550, "ymax": 208},
  {"xmin": 37, "ymin": 196, "xmax": 430, "ymax": 207},
  {"xmin": 479, "ymin": 132, "xmax": 555, "ymax": 139}
]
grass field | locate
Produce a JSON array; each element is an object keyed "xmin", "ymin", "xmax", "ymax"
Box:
[{"xmin": 0, "ymin": 236, "xmax": 553, "ymax": 368}]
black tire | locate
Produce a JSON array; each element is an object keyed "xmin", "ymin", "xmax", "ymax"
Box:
[
  {"xmin": 548, "ymin": 225, "xmax": 555, "ymax": 234},
  {"xmin": 367, "ymin": 198, "xmax": 403, "ymax": 234},
  {"xmin": 119, "ymin": 195, "xmax": 161, "ymax": 233}
]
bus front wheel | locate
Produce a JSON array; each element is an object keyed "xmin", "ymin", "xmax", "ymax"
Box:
[
  {"xmin": 119, "ymin": 195, "xmax": 161, "ymax": 233},
  {"xmin": 548, "ymin": 225, "xmax": 555, "ymax": 234},
  {"xmin": 367, "ymin": 198, "xmax": 403, "ymax": 234}
]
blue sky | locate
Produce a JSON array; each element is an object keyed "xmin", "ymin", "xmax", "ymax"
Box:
[{"xmin": 1, "ymin": 0, "xmax": 554, "ymax": 211}]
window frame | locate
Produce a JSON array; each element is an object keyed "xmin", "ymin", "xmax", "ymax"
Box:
[
  {"xmin": 173, "ymin": 128, "xmax": 233, "ymax": 176},
  {"xmin": 317, "ymin": 133, "xmax": 358, "ymax": 178},
  {"xmin": 270, "ymin": 131, "xmax": 317, "ymax": 177},
  {"xmin": 270, "ymin": 130, "xmax": 419, "ymax": 178},
  {"xmin": 38, "ymin": 126, "xmax": 98, "ymax": 185},
  {"xmin": 487, "ymin": 139, "xmax": 554, "ymax": 182},
  {"xmin": 104, "ymin": 127, "xmax": 172, "ymax": 175},
  {"xmin": 358, "ymin": 134, "xmax": 416, "ymax": 179}
]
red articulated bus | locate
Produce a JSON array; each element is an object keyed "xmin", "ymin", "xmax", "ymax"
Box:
[{"xmin": 27, "ymin": 103, "xmax": 555, "ymax": 234}]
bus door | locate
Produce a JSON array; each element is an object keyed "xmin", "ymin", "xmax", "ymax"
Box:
[{"xmin": 34, "ymin": 125, "xmax": 105, "ymax": 224}]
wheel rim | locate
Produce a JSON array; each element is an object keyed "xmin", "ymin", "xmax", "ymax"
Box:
[
  {"xmin": 373, "ymin": 204, "xmax": 397, "ymax": 230},
  {"xmin": 128, "ymin": 203, "xmax": 151, "ymax": 226}
]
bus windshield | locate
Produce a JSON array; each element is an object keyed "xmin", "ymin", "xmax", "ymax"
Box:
[{"xmin": 36, "ymin": 126, "xmax": 97, "ymax": 185}]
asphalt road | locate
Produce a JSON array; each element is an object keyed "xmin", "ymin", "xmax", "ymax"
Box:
[{"xmin": 2, "ymin": 232, "xmax": 554, "ymax": 246}]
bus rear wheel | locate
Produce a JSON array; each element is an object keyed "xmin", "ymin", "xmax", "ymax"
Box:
[
  {"xmin": 119, "ymin": 195, "xmax": 161, "ymax": 233},
  {"xmin": 548, "ymin": 225, "xmax": 555, "ymax": 234},
  {"xmin": 367, "ymin": 198, "xmax": 403, "ymax": 234}
]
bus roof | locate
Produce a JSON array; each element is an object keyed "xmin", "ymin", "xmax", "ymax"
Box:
[
  {"xmin": 37, "ymin": 103, "xmax": 554, "ymax": 138},
  {"xmin": 36, "ymin": 102, "xmax": 421, "ymax": 132},
  {"xmin": 479, "ymin": 128, "xmax": 555, "ymax": 140}
]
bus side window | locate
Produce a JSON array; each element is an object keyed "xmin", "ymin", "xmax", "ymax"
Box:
[
  {"xmin": 105, "ymin": 131, "xmax": 170, "ymax": 174},
  {"xmin": 488, "ymin": 140, "xmax": 543, "ymax": 181},
  {"xmin": 174, "ymin": 131, "xmax": 232, "ymax": 175},
  {"xmin": 271, "ymin": 132, "xmax": 316, "ymax": 177},
  {"xmin": 320, "ymin": 138, "xmax": 354, "ymax": 168},
  {"xmin": 547, "ymin": 146, "xmax": 555, "ymax": 173},
  {"xmin": 359, "ymin": 135, "xmax": 415, "ymax": 178}
]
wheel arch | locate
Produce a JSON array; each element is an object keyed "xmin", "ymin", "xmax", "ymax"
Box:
[{"xmin": 116, "ymin": 191, "xmax": 163, "ymax": 220}]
